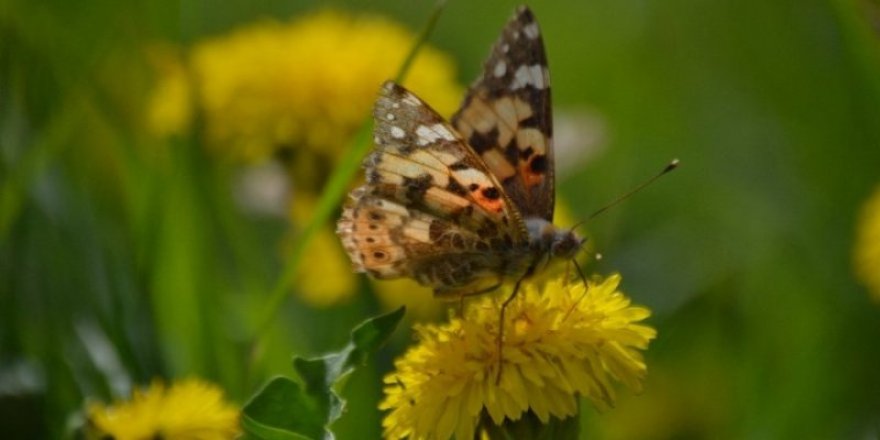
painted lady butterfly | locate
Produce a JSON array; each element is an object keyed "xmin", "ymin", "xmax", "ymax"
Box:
[{"xmin": 337, "ymin": 6, "xmax": 583, "ymax": 304}]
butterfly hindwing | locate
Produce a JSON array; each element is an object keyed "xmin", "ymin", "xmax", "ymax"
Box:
[
  {"xmin": 452, "ymin": 6, "xmax": 555, "ymax": 221},
  {"xmin": 337, "ymin": 192, "xmax": 512, "ymax": 289}
]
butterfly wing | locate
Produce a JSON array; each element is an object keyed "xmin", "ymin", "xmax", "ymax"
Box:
[
  {"xmin": 337, "ymin": 82, "xmax": 530, "ymax": 291},
  {"xmin": 337, "ymin": 191, "xmax": 509, "ymax": 290},
  {"xmin": 452, "ymin": 6, "xmax": 555, "ymax": 221}
]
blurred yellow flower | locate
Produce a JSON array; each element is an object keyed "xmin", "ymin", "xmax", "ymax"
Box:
[
  {"xmin": 146, "ymin": 45, "xmax": 193, "ymax": 138},
  {"xmin": 855, "ymin": 184, "xmax": 880, "ymax": 301},
  {"xmin": 87, "ymin": 378, "xmax": 239, "ymax": 440},
  {"xmin": 379, "ymin": 274, "xmax": 655, "ymax": 440},
  {"xmin": 151, "ymin": 10, "xmax": 462, "ymax": 163},
  {"xmin": 372, "ymin": 278, "xmax": 444, "ymax": 321},
  {"xmin": 147, "ymin": 10, "xmax": 464, "ymax": 308},
  {"xmin": 144, "ymin": 12, "xmax": 597, "ymax": 322},
  {"xmin": 289, "ymin": 195, "xmax": 357, "ymax": 307}
]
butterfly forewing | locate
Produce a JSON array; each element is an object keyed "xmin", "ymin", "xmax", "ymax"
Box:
[
  {"xmin": 366, "ymin": 82, "xmax": 527, "ymax": 240},
  {"xmin": 452, "ymin": 6, "xmax": 555, "ymax": 221},
  {"xmin": 337, "ymin": 7, "xmax": 562, "ymax": 297},
  {"xmin": 337, "ymin": 82, "xmax": 530, "ymax": 292}
]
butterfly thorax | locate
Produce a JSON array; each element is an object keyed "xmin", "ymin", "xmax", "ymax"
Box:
[{"xmin": 525, "ymin": 218, "xmax": 584, "ymax": 263}]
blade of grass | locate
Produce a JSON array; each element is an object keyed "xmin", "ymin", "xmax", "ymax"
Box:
[
  {"xmin": 246, "ymin": 0, "xmax": 449, "ymax": 384},
  {"xmin": 0, "ymin": 95, "xmax": 79, "ymax": 241}
]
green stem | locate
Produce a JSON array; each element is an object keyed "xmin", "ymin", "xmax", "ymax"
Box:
[
  {"xmin": 393, "ymin": 0, "xmax": 448, "ymax": 85},
  {"xmin": 245, "ymin": 0, "xmax": 449, "ymax": 387}
]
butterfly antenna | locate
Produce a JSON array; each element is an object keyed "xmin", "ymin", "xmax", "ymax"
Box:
[
  {"xmin": 568, "ymin": 219, "xmax": 588, "ymax": 233},
  {"xmin": 588, "ymin": 159, "xmax": 679, "ymax": 220}
]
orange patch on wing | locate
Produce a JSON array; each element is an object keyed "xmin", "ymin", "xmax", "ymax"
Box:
[
  {"xmin": 473, "ymin": 191, "xmax": 505, "ymax": 213},
  {"xmin": 519, "ymin": 162, "xmax": 544, "ymax": 188}
]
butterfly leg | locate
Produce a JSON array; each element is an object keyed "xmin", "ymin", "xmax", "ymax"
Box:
[
  {"xmin": 495, "ymin": 276, "xmax": 525, "ymax": 384},
  {"xmin": 572, "ymin": 258, "xmax": 588, "ymax": 286},
  {"xmin": 454, "ymin": 279, "xmax": 503, "ymax": 316},
  {"xmin": 435, "ymin": 280, "xmax": 503, "ymax": 316},
  {"xmin": 562, "ymin": 259, "xmax": 591, "ymax": 322}
]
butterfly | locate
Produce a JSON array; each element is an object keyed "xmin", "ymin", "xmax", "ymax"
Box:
[{"xmin": 337, "ymin": 6, "xmax": 584, "ymax": 306}]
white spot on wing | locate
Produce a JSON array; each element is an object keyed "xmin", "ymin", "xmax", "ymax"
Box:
[
  {"xmin": 501, "ymin": 43, "xmax": 510, "ymax": 53},
  {"xmin": 493, "ymin": 61, "xmax": 507, "ymax": 78},
  {"xmin": 386, "ymin": 113, "xmax": 395, "ymax": 121},
  {"xmin": 390, "ymin": 126, "xmax": 405, "ymax": 139},
  {"xmin": 402, "ymin": 93, "xmax": 421, "ymax": 106},
  {"xmin": 415, "ymin": 126, "xmax": 437, "ymax": 146},
  {"xmin": 415, "ymin": 124, "xmax": 456, "ymax": 146},
  {"xmin": 511, "ymin": 64, "xmax": 547, "ymax": 90},
  {"xmin": 431, "ymin": 123, "xmax": 456, "ymax": 141},
  {"xmin": 523, "ymin": 23, "xmax": 539, "ymax": 39},
  {"xmin": 452, "ymin": 168, "xmax": 492, "ymax": 187}
]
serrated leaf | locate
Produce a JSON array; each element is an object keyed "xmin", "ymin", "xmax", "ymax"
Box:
[
  {"xmin": 291, "ymin": 306, "xmax": 405, "ymax": 426},
  {"xmin": 242, "ymin": 307, "xmax": 405, "ymax": 440},
  {"xmin": 241, "ymin": 377, "xmax": 324, "ymax": 440}
]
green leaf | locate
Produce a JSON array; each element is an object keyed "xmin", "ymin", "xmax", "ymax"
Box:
[
  {"xmin": 240, "ymin": 377, "xmax": 318, "ymax": 440},
  {"xmin": 242, "ymin": 307, "xmax": 405, "ymax": 440}
]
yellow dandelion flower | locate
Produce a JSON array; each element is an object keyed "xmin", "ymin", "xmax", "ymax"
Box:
[
  {"xmin": 855, "ymin": 184, "xmax": 880, "ymax": 301},
  {"xmin": 87, "ymin": 378, "xmax": 239, "ymax": 440},
  {"xmin": 155, "ymin": 10, "xmax": 462, "ymax": 162},
  {"xmin": 379, "ymin": 274, "xmax": 656, "ymax": 440},
  {"xmin": 292, "ymin": 225, "xmax": 358, "ymax": 307}
]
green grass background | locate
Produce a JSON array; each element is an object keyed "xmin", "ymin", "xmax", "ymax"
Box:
[{"xmin": 2, "ymin": 0, "xmax": 879, "ymax": 438}]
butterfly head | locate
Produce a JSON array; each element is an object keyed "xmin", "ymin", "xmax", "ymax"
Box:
[
  {"xmin": 525, "ymin": 218, "xmax": 586, "ymax": 261},
  {"xmin": 551, "ymin": 228, "xmax": 585, "ymax": 260}
]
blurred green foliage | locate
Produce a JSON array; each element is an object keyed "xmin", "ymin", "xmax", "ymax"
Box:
[{"xmin": 2, "ymin": 0, "xmax": 879, "ymax": 438}]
